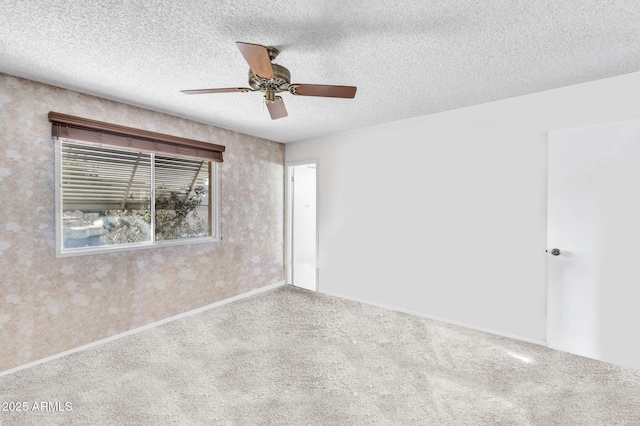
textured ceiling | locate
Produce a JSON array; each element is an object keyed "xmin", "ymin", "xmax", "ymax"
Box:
[{"xmin": 1, "ymin": 1, "xmax": 639, "ymax": 143}]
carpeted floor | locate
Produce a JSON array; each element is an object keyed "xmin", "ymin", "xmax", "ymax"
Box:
[{"xmin": 1, "ymin": 284, "xmax": 640, "ymax": 425}]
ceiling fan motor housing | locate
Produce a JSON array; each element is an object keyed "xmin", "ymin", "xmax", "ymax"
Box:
[{"xmin": 248, "ymin": 63, "xmax": 291, "ymax": 92}]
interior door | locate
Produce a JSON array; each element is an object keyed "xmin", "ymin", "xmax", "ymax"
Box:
[
  {"xmin": 547, "ymin": 119, "xmax": 640, "ymax": 369},
  {"xmin": 290, "ymin": 163, "xmax": 317, "ymax": 291}
]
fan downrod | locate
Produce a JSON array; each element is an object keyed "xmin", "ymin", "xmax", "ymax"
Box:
[{"xmin": 265, "ymin": 46, "xmax": 279, "ymax": 61}]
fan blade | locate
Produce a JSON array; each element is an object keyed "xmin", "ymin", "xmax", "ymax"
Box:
[
  {"xmin": 290, "ymin": 84, "xmax": 357, "ymax": 98},
  {"xmin": 236, "ymin": 41, "xmax": 275, "ymax": 80},
  {"xmin": 267, "ymin": 96, "xmax": 288, "ymax": 120},
  {"xmin": 181, "ymin": 88, "xmax": 251, "ymax": 94}
]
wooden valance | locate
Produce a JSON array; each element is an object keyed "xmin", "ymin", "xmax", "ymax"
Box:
[{"xmin": 49, "ymin": 111, "xmax": 224, "ymax": 162}]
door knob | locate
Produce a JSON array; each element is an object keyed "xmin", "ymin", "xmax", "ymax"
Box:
[{"xmin": 547, "ymin": 248, "xmax": 561, "ymax": 256}]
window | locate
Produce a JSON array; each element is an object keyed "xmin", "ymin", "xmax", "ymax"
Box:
[{"xmin": 50, "ymin": 112, "xmax": 224, "ymax": 257}]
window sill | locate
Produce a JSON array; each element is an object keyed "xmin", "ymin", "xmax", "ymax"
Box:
[{"xmin": 55, "ymin": 236, "xmax": 219, "ymax": 258}]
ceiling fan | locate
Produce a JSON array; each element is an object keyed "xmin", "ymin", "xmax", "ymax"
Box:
[{"xmin": 181, "ymin": 41, "xmax": 357, "ymax": 120}]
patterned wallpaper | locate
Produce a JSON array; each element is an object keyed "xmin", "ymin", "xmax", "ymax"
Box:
[{"xmin": 0, "ymin": 74, "xmax": 285, "ymax": 372}]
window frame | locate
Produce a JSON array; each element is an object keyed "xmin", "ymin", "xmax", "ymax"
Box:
[{"xmin": 54, "ymin": 138, "xmax": 220, "ymax": 258}]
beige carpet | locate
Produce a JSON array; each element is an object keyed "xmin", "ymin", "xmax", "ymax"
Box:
[{"xmin": 1, "ymin": 285, "xmax": 640, "ymax": 425}]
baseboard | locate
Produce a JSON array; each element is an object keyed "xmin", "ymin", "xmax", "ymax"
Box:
[
  {"xmin": 320, "ymin": 290, "xmax": 547, "ymax": 347},
  {"xmin": 0, "ymin": 280, "xmax": 286, "ymax": 377}
]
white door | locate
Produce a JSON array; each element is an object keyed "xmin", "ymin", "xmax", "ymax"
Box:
[
  {"xmin": 547, "ymin": 119, "xmax": 640, "ymax": 369},
  {"xmin": 289, "ymin": 162, "xmax": 317, "ymax": 291}
]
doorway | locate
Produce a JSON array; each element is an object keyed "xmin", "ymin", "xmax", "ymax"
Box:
[{"xmin": 286, "ymin": 160, "xmax": 318, "ymax": 291}]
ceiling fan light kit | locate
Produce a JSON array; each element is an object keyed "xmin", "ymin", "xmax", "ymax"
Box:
[{"xmin": 181, "ymin": 41, "xmax": 357, "ymax": 120}]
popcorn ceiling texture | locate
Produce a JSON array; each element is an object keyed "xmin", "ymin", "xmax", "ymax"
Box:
[
  {"xmin": 1, "ymin": 1, "xmax": 640, "ymax": 143},
  {"xmin": 0, "ymin": 73, "xmax": 284, "ymax": 372}
]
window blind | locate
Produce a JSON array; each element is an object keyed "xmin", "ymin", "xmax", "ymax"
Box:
[
  {"xmin": 155, "ymin": 154, "xmax": 209, "ymax": 206},
  {"xmin": 61, "ymin": 141, "xmax": 210, "ymax": 210},
  {"xmin": 61, "ymin": 142, "xmax": 152, "ymax": 210},
  {"xmin": 49, "ymin": 111, "xmax": 224, "ymax": 162}
]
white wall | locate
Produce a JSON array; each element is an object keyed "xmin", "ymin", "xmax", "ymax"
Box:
[{"xmin": 285, "ymin": 71, "xmax": 640, "ymax": 344}]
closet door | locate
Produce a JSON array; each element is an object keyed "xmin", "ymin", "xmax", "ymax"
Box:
[{"xmin": 547, "ymin": 119, "xmax": 640, "ymax": 369}]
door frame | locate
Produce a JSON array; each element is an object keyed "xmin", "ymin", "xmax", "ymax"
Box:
[{"xmin": 285, "ymin": 159, "xmax": 319, "ymax": 291}]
